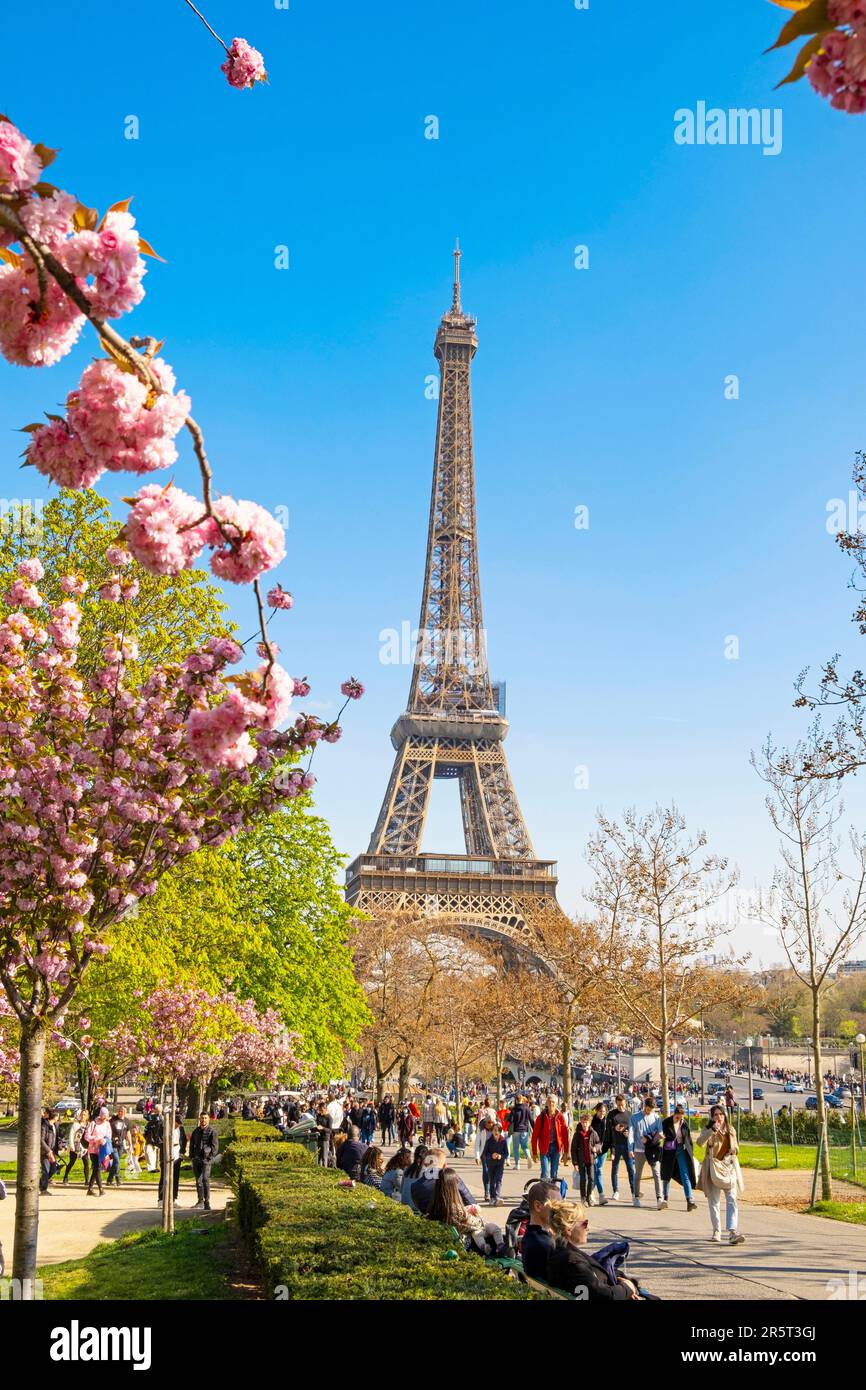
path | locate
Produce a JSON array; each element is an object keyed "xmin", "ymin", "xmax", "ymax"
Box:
[
  {"xmin": 440, "ymin": 1147, "xmax": 865, "ymax": 1300},
  {"xmin": 0, "ymin": 1178, "xmax": 228, "ymax": 1267}
]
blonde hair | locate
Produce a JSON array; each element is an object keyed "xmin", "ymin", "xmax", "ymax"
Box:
[{"xmin": 548, "ymin": 1199, "xmax": 588, "ymax": 1239}]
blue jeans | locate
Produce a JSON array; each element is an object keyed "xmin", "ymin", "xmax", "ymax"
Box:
[
  {"xmin": 593, "ymin": 1151, "xmax": 606, "ymax": 1196},
  {"xmin": 107, "ymin": 1145, "xmax": 121, "ymax": 1185},
  {"xmin": 511, "ymin": 1132, "xmax": 530, "ymax": 1166},
  {"xmin": 611, "ymin": 1145, "xmax": 635, "ymax": 1196},
  {"xmin": 663, "ymin": 1147, "xmax": 693, "ymax": 1201},
  {"xmin": 540, "ymin": 1149, "xmax": 560, "ymax": 1181}
]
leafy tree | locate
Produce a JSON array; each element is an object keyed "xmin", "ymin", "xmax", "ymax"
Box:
[
  {"xmin": 74, "ymin": 804, "xmax": 368, "ymax": 1105},
  {"xmin": 0, "ymin": 490, "xmax": 234, "ymax": 676}
]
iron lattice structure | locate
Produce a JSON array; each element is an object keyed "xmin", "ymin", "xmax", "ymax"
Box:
[{"xmin": 346, "ymin": 249, "xmax": 565, "ymax": 957}]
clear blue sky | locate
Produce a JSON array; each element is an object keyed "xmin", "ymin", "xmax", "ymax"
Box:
[{"xmin": 3, "ymin": 1, "xmax": 865, "ymax": 961}]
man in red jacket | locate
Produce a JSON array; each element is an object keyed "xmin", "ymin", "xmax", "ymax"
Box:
[{"xmin": 531, "ymin": 1096, "xmax": 569, "ymax": 1182}]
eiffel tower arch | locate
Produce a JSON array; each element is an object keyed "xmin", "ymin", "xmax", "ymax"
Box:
[{"xmin": 346, "ymin": 248, "xmax": 566, "ymax": 962}]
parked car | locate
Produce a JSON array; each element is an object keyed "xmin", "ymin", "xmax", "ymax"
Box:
[
  {"xmin": 714, "ymin": 1070, "xmax": 727, "ymax": 1079},
  {"xmin": 783, "ymin": 1082, "xmax": 805, "ymax": 1093},
  {"xmin": 52, "ymin": 1097, "xmax": 81, "ymax": 1118}
]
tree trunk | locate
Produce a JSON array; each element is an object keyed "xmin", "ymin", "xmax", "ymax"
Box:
[
  {"xmin": 12, "ymin": 1020, "xmax": 48, "ymax": 1294},
  {"xmin": 495, "ymin": 1043, "xmax": 504, "ymax": 1110},
  {"xmin": 811, "ymin": 992, "xmax": 832, "ymax": 1201},
  {"xmin": 161, "ymin": 1077, "xmax": 177, "ymax": 1235},
  {"xmin": 561, "ymin": 1033, "xmax": 572, "ymax": 1122},
  {"xmin": 192, "ymin": 1079, "xmax": 206, "ymax": 1120},
  {"xmin": 397, "ymin": 1055, "xmax": 410, "ymax": 1105}
]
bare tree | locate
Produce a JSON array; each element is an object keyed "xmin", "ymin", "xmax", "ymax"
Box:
[
  {"xmin": 470, "ymin": 952, "xmax": 547, "ymax": 1110},
  {"xmin": 587, "ymin": 805, "xmax": 742, "ymax": 1113},
  {"xmin": 352, "ymin": 910, "xmax": 444, "ymax": 1103},
  {"xmin": 753, "ymin": 725, "xmax": 866, "ymax": 1199}
]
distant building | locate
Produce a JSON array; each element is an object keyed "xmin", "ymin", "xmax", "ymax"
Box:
[{"xmin": 839, "ymin": 960, "xmax": 866, "ymax": 976}]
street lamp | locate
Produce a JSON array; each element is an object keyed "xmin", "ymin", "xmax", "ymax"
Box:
[
  {"xmin": 745, "ymin": 1036, "xmax": 754, "ymax": 1114},
  {"xmin": 856, "ymin": 1034, "xmax": 865, "ymax": 1122}
]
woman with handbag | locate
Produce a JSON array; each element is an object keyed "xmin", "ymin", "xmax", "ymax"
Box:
[
  {"xmin": 659, "ymin": 1104, "xmax": 697, "ymax": 1212},
  {"xmin": 84, "ymin": 1106, "xmax": 112, "ymax": 1197},
  {"xmin": 697, "ymin": 1106, "xmax": 745, "ymax": 1245}
]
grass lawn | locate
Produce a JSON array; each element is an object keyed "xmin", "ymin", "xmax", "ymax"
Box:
[
  {"xmin": 806, "ymin": 1201, "xmax": 866, "ymax": 1225},
  {"xmin": 692, "ymin": 1142, "xmax": 815, "ymax": 1171},
  {"xmin": 38, "ymin": 1219, "xmax": 249, "ymax": 1300}
]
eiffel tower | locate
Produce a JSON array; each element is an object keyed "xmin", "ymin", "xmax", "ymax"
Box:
[{"xmin": 345, "ymin": 247, "xmax": 563, "ymax": 958}]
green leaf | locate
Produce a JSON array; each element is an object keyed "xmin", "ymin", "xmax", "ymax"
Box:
[{"xmin": 766, "ymin": 0, "xmax": 832, "ymax": 50}]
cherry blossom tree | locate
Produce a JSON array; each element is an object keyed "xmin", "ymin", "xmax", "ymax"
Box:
[
  {"xmin": 117, "ymin": 984, "xmax": 303, "ymax": 1232},
  {"xmin": 0, "ymin": 120, "xmax": 364, "ymax": 1285}
]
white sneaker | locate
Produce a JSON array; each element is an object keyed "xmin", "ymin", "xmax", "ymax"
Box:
[
  {"xmin": 598, "ymin": 1196, "xmax": 609, "ymax": 1206},
  {"xmin": 711, "ymin": 1231, "xmax": 722, "ymax": 1243},
  {"xmin": 658, "ymin": 1199, "xmax": 668, "ymax": 1210},
  {"xmin": 611, "ymin": 1191, "xmax": 620, "ymax": 1201},
  {"xmin": 633, "ymin": 1197, "xmax": 641, "ymax": 1207}
]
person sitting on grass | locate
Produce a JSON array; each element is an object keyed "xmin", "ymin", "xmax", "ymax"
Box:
[
  {"xmin": 546, "ymin": 1199, "xmax": 657, "ymax": 1301},
  {"xmin": 360, "ymin": 1144, "xmax": 385, "ymax": 1190},
  {"xmin": 427, "ymin": 1166, "xmax": 505, "ymax": 1257}
]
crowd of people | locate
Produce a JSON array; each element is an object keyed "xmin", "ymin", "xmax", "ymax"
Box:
[
  {"xmin": 257, "ymin": 1078, "xmax": 748, "ymax": 1278},
  {"xmin": 37, "ymin": 1101, "xmax": 220, "ymax": 1211}
]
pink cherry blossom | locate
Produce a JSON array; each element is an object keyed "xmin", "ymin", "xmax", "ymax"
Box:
[
  {"xmin": 808, "ymin": 28, "xmax": 866, "ymax": 110},
  {"xmin": 292, "ymin": 677, "xmax": 311, "ymax": 697},
  {"xmin": 208, "ymin": 497, "xmax": 286, "ymax": 584},
  {"xmin": 27, "ymin": 420, "xmax": 104, "ymax": 489},
  {"xmin": 340, "ymin": 677, "xmax": 365, "ymax": 700},
  {"xmin": 19, "ymin": 190, "xmax": 78, "ymax": 250},
  {"xmin": 0, "ymin": 119, "xmax": 42, "ymax": 192},
  {"xmin": 124, "ymin": 483, "xmax": 210, "ymax": 575},
  {"xmin": 18, "ymin": 557, "xmax": 44, "ymax": 582},
  {"xmin": 62, "ymin": 210, "xmax": 146, "ymax": 320},
  {"xmin": 0, "ymin": 262, "xmax": 86, "ymax": 367},
  {"xmin": 267, "ymin": 584, "xmax": 294, "ymax": 610},
  {"xmin": 221, "ymin": 38, "xmax": 267, "ymax": 91},
  {"xmin": 67, "ymin": 358, "xmax": 190, "ymax": 475}
]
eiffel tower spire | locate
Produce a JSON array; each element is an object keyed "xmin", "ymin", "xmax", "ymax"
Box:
[{"xmin": 346, "ymin": 252, "xmax": 563, "ymax": 956}]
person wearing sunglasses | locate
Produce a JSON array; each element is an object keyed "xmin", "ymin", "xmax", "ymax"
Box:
[{"xmin": 545, "ymin": 1199, "xmax": 646, "ymax": 1301}]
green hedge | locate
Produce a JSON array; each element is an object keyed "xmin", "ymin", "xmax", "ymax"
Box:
[{"xmin": 224, "ymin": 1123, "xmax": 532, "ymax": 1301}]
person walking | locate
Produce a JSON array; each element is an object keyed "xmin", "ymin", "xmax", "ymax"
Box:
[
  {"xmin": 62, "ymin": 1109, "xmax": 88, "ymax": 1185},
  {"xmin": 482, "ymin": 1122, "xmax": 508, "ymax": 1206},
  {"xmin": 531, "ymin": 1096, "xmax": 569, "ymax": 1183},
  {"xmin": 84, "ymin": 1106, "xmax": 112, "ymax": 1197},
  {"xmin": 697, "ymin": 1106, "xmax": 745, "ymax": 1245},
  {"xmin": 509, "ymin": 1093, "xmax": 533, "ymax": 1170},
  {"xmin": 378, "ymin": 1094, "xmax": 396, "ymax": 1146},
  {"xmin": 106, "ymin": 1105, "xmax": 129, "ymax": 1188},
  {"xmin": 397, "ymin": 1101, "xmax": 416, "ymax": 1150},
  {"xmin": 189, "ymin": 1111, "xmax": 219, "ymax": 1211},
  {"xmin": 126, "ymin": 1123, "xmax": 144, "ymax": 1178},
  {"xmin": 630, "ymin": 1096, "xmax": 663, "ymax": 1209},
  {"xmin": 603, "ymin": 1095, "xmax": 636, "ymax": 1204},
  {"xmin": 570, "ymin": 1111, "xmax": 601, "ymax": 1204},
  {"xmin": 590, "ymin": 1102, "xmax": 608, "ymax": 1205},
  {"xmin": 359, "ymin": 1099, "xmax": 377, "ymax": 1146},
  {"xmin": 659, "ymin": 1104, "xmax": 698, "ymax": 1212},
  {"xmin": 39, "ymin": 1108, "xmax": 60, "ymax": 1195},
  {"xmin": 421, "ymin": 1092, "xmax": 437, "ymax": 1145},
  {"xmin": 157, "ymin": 1112, "xmax": 187, "ymax": 1206},
  {"xmin": 144, "ymin": 1105, "xmax": 162, "ymax": 1173}
]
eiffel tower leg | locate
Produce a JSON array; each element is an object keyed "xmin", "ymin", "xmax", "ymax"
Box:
[
  {"xmin": 367, "ymin": 739, "xmax": 438, "ymax": 855},
  {"xmin": 459, "ymin": 757, "xmax": 496, "ymax": 857},
  {"xmin": 473, "ymin": 744, "xmax": 535, "ymax": 858}
]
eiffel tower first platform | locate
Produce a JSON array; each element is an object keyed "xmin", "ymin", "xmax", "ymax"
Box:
[{"xmin": 345, "ymin": 247, "xmax": 564, "ymax": 958}]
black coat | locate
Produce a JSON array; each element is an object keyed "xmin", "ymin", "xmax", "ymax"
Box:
[
  {"xmin": 660, "ymin": 1116, "xmax": 696, "ymax": 1187},
  {"xmin": 336, "ymin": 1138, "xmax": 367, "ymax": 1179},
  {"xmin": 189, "ymin": 1124, "xmax": 219, "ymax": 1163},
  {"xmin": 602, "ymin": 1109, "xmax": 631, "ymax": 1154},
  {"xmin": 547, "ymin": 1241, "xmax": 631, "ymax": 1301}
]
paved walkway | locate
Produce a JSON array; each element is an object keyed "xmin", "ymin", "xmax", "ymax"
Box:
[
  {"xmin": 443, "ymin": 1149, "xmax": 865, "ymax": 1301},
  {"xmin": 0, "ymin": 1179, "xmax": 228, "ymax": 1266}
]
